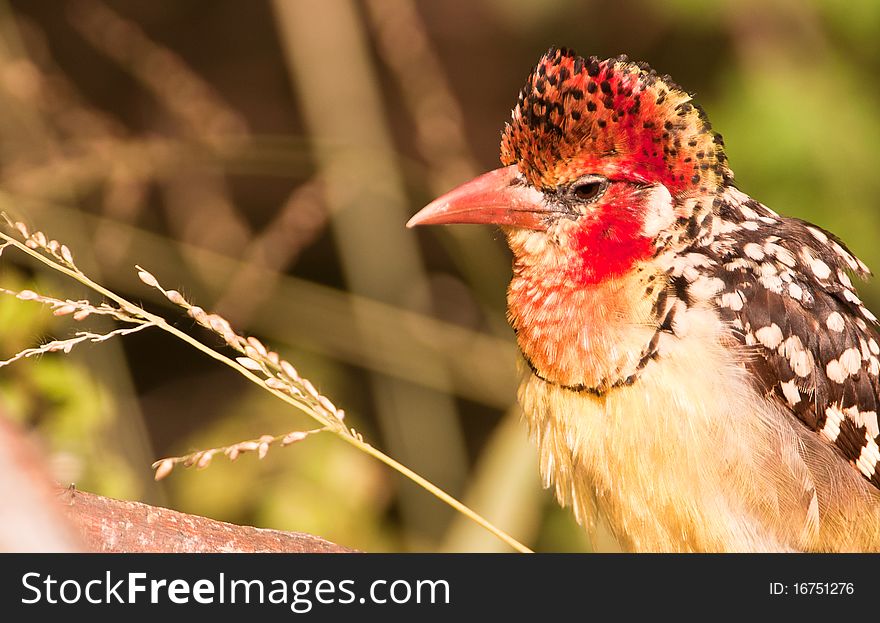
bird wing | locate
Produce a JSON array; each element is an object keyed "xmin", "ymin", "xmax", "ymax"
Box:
[{"xmin": 705, "ymin": 191, "xmax": 880, "ymax": 490}]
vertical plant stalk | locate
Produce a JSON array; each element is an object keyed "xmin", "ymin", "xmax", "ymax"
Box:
[{"xmin": 271, "ymin": 0, "xmax": 468, "ymax": 541}]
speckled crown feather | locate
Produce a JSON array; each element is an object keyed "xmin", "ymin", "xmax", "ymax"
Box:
[{"xmin": 500, "ymin": 47, "xmax": 733, "ymax": 195}]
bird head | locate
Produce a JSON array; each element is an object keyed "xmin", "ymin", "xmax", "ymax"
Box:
[{"xmin": 408, "ymin": 47, "xmax": 732, "ymax": 287}]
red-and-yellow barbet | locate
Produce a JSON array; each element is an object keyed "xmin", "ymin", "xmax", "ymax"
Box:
[{"xmin": 408, "ymin": 47, "xmax": 880, "ymax": 552}]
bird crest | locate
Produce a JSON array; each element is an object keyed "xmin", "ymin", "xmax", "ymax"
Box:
[{"xmin": 500, "ymin": 47, "xmax": 732, "ymax": 195}]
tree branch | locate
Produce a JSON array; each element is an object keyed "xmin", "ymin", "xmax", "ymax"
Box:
[
  {"xmin": 0, "ymin": 414, "xmax": 354, "ymax": 553},
  {"xmin": 59, "ymin": 488, "xmax": 355, "ymax": 553}
]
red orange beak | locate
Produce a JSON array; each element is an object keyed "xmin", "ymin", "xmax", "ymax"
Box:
[{"xmin": 406, "ymin": 165, "xmax": 549, "ymax": 230}]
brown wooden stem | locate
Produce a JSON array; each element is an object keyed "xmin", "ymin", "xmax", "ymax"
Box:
[
  {"xmin": 0, "ymin": 415, "xmax": 353, "ymax": 553},
  {"xmin": 59, "ymin": 488, "xmax": 355, "ymax": 553}
]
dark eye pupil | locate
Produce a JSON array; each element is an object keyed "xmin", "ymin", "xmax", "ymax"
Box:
[{"xmin": 572, "ymin": 181, "xmax": 601, "ymax": 201}]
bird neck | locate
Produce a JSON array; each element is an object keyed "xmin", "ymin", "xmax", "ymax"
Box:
[{"xmin": 506, "ymin": 234, "xmax": 662, "ymax": 391}]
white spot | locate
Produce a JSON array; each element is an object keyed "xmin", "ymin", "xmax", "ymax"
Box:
[
  {"xmin": 837, "ymin": 270, "xmax": 853, "ymax": 289},
  {"xmin": 861, "ymin": 306, "xmax": 878, "ymax": 323},
  {"xmin": 800, "ymin": 246, "xmax": 814, "ymax": 262},
  {"xmin": 764, "ymin": 241, "xmax": 797, "ymax": 266},
  {"xmin": 840, "ymin": 347, "xmax": 862, "ymax": 375},
  {"xmin": 781, "ymin": 334, "xmax": 803, "ymax": 354},
  {"xmin": 822, "ymin": 406, "xmax": 845, "ymax": 442},
  {"xmin": 743, "ymin": 243, "xmax": 764, "ymax": 261},
  {"xmin": 740, "ymin": 221, "xmax": 759, "ymax": 231},
  {"xmin": 755, "ymin": 324, "xmax": 784, "ymax": 350},
  {"xmin": 720, "ymin": 291, "xmax": 744, "ymax": 311},
  {"xmin": 806, "ymin": 226, "xmax": 828, "ymax": 244},
  {"xmin": 831, "ymin": 242, "xmax": 857, "ymax": 270},
  {"xmin": 861, "ymin": 338, "xmax": 872, "ymax": 361},
  {"xmin": 711, "ymin": 217, "xmax": 740, "ymax": 236},
  {"xmin": 870, "ymin": 357, "xmax": 880, "ymax": 376},
  {"xmin": 725, "ymin": 187, "xmax": 752, "ymax": 206},
  {"xmin": 774, "ymin": 247, "xmax": 798, "ymax": 267},
  {"xmin": 853, "ymin": 410, "xmax": 880, "ymax": 439},
  {"xmin": 689, "ymin": 276, "xmax": 725, "ymax": 300},
  {"xmin": 790, "ymin": 349, "xmax": 814, "ymax": 378},
  {"xmin": 760, "ymin": 273, "xmax": 784, "ymax": 293},
  {"xmin": 826, "ymin": 359, "xmax": 847, "ymax": 384},
  {"xmin": 739, "ymin": 205, "xmax": 759, "ymax": 220},
  {"xmin": 810, "ymin": 258, "xmax": 832, "ymax": 280},
  {"xmin": 825, "ymin": 311, "xmax": 845, "ymax": 332},
  {"xmin": 685, "ymin": 252, "xmax": 713, "ymax": 268},
  {"xmin": 759, "ymin": 262, "xmax": 778, "ymax": 278},
  {"xmin": 788, "ymin": 283, "xmax": 803, "ymax": 300},
  {"xmin": 843, "ymin": 289, "xmax": 862, "ymax": 305},
  {"xmin": 870, "ymin": 339, "xmax": 880, "ymax": 356},
  {"xmin": 670, "ymin": 252, "xmax": 712, "ymax": 279},
  {"xmin": 780, "ymin": 380, "xmax": 801, "ymax": 406},
  {"xmin": 868, "ymin": 413, "xmax": 880, "ymax": 440},
  {"xmin": 856, "ymin": 436, "xmax": 880, "ymax": 479},
  {"xmin": 725, "ymin": 258, "xmax": 754, "ymax": 272}
]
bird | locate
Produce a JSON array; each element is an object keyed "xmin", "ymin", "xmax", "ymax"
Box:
[{"xmin": 407, "ymin": 47, "xmax": 880, "ymax": 552}]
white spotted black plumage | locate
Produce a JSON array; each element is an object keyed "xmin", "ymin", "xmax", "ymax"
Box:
[{"xmin": 663, "ymin": 184, "xmax": 880, "ymax": 488}]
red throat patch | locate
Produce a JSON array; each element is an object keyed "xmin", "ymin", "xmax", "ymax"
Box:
[{"xmin": 569, "ymin": 207, "xmax": 654, "ymax": 286}]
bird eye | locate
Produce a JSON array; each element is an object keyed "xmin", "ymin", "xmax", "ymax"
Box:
[{"xmin": 570, "ymin": 177, "xmax": 607, "ymax": 203}]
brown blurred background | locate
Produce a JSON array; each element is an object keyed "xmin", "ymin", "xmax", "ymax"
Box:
[{"xmin": 0, "ymin": 0, "xmax": 877, "ymax": 552}]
